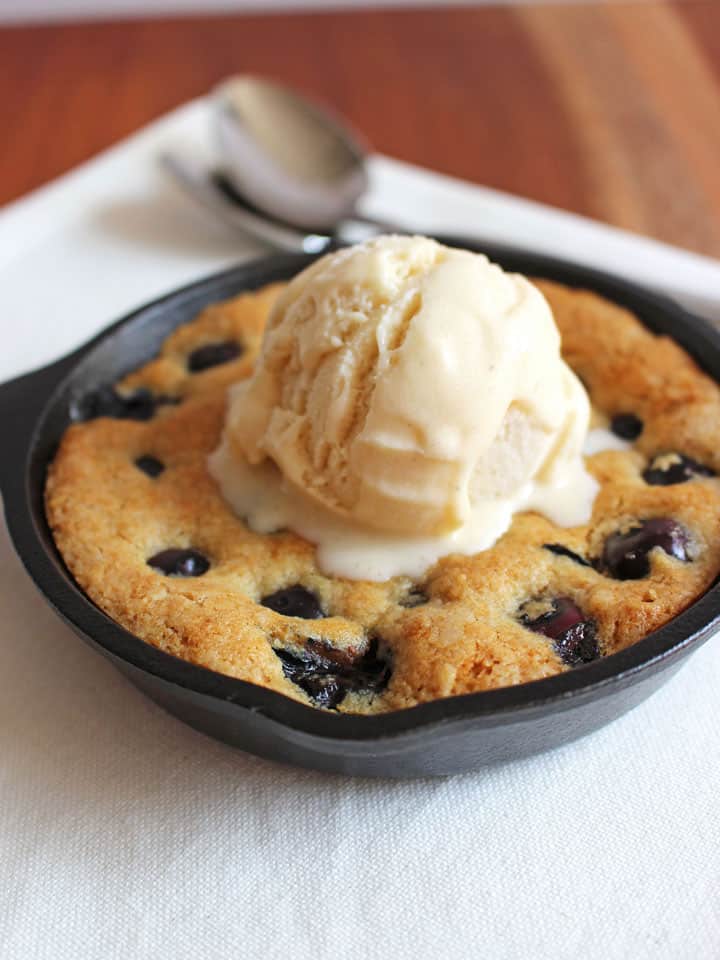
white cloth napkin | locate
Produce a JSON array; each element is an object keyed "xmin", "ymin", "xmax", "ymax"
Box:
[{"xmin": 0, "ymin": 100, "xmax": 718, "ymax": 960}]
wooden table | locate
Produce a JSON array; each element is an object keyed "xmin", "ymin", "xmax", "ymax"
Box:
[{"xmin": 2, "ymin": 1, "xmax": 719, "ymax": 257}]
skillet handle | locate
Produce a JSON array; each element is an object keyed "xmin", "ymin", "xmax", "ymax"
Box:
[{"xmin": 0, "ymin": 349, "xmax": 84, "ymax": 497}]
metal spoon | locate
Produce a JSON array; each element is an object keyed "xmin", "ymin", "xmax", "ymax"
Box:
[
  {"xmin": 162, "ymin": 77, "xmax": 439, "ymax": 250},
  {"xmin": 212, "ymin": 75, "xmax": 397, "ymax": 234}
]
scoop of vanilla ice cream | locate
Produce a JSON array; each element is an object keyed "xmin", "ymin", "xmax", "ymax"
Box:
[{"xmin": 219, "ymin": 235, "xmax": 591, "ymax": 538}]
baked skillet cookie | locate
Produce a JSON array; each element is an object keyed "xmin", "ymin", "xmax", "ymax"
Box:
[{"xmin": 45, "ymin": 280, "xmax": 720, "ymax": 713}]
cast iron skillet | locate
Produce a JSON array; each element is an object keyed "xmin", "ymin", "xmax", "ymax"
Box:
[{"xmin": 1, "ymin": 237, "xmax": 719, "ymax": 778}]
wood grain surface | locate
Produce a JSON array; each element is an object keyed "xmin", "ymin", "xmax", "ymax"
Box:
[{"xmin": 1, "ymin": 2, "xmax": 719, "ymax": 257}]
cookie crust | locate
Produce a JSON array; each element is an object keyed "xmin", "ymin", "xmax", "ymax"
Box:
[{"xmin": 45, "ymin": 279, "xmax": 720, "ymax": 713}]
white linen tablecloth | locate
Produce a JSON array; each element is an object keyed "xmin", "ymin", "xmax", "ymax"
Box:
[{"xmin": 0, "ymin": 100, "xmax": 718, "ymax": 960}]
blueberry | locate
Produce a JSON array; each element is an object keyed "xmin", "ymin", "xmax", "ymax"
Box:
[
  {"xmin": 135, "ymin": 455, "xmax": 165, "ymax": 478},
  {"xmin": 543, "ymin": 543, "xmax": 592, "ymax": 567},
  {"xmin": 611, "ymin": 413, "xmax": 643, "ymax": 441},
  {"xmin": 147, "ymin": 548, "xmax": 210, "ymax": 577},
  {"xmin": 643, "ymin": 453, "xmax": 715, "ymax": 486},
  {"xmin": 399, "ymin": 586, "xmax": 429, "ymax": 608},
  {"xmin": 187, "ymin": 340, "xmax": 243, "ymax": 372},
  {"xmin": 275, "ymin": 636, "xmax": 390, "ymax": 709},
  {"xmin": 599, "ymin": 518, "xmax": 690, "ymax": 580},
  {"xmin": 276, "ymin": 656, "xmax": 345, "ymax": 709},
  {"xmin": 519, "ymin": 596, "xmax": 599, "ymax": 666},
  {"xmin": 261, "ymin": 585, "xmax": 324, "ymax": 619},
  {"xmin": 71, "ymin": 386, "xmax": 179, "ymax": 422}
]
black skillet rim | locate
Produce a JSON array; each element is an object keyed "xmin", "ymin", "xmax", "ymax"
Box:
[{"xmin": 10, "ymin": 237, "xmax": 720, "ymax": 743}]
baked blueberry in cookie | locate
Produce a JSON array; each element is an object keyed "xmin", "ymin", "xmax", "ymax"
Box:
[
  {"xmin": 518, "ymin": 596, "xmax": 599, "ymax": 666},
  {"xmin": 643, "ymin": 452, "xmax": 715, "ymax": 486},
  {"xmin": 45, "ymin": 238, "xmax": 720, "ymax": 714},
  {"xmin": 598, "ymin": 519, "xmax": 691, "ymax": 580},
  {"xmin": 610, "ymin": 412, "xmax": 644, "ymax": 440},
  {"xmin": 71, "ymin": 386, "xmax": 179, "ymax": 422},
  {"xmin": 135, "ymin": 455, "xmax": 165, "ymax": 477},
  {"xmin": 187, "ymin": 340, "xmax": 243, "ymax": 372},
  {"xmin": 261, "ymin": 585, "xmax": 325, "ymax": 619},
  {"xmin": 147, "ymin": 548, "xmax": 210, "ymax": 577},
  {"xmin": 274, "ymin": 636, "xmax": 390, "ymax": 709},
  {"xmin": 399, "ymin": 585, "xmax": 430, "ymax": 608}
]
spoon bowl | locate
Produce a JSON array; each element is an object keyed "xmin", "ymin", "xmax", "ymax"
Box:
[{"xmin": 214, "ymin": 76, "xmax": 370, "ymax": 231}]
